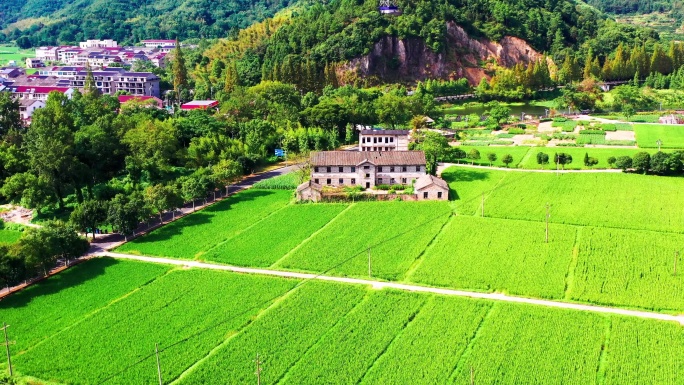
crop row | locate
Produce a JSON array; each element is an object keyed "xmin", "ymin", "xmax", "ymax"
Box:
[{"xmin": 6, "ymin": 260, "xmax": 684, "ymax": 384}]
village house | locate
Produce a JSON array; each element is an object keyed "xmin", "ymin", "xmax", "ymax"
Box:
[
  {"xmin": 18, "ymin": 99, "xmax": 45, "ymax": 120},
  {"xmin": 359, "ymin": 129, "xmax": 410, "ymax": 151},
  {"xmin": 297, "ymin": 151, "xmax": 449, "ymax": 201}
]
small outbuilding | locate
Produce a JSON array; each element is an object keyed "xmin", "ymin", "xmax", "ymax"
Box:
[
  {"xmin": 414, "ymin": 174, "xmax": 449, "ymax": 201},
  {"xmin": 296, "ymin": 180, "xmax": 323, "ymax": 202},
  {"xmin": 180, "ymin": 100, "xmax": 219, "ymax": 111}
]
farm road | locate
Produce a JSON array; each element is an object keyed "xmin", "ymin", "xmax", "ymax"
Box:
[{"xmin": 100, "ymin": 252, "xmax": 684, "ymax": 325}]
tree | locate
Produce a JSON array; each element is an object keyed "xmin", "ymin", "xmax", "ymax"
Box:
[
  {"xmin": 622, "ymin": 104, "xmax": 635, "ymax": 120},
  {"xmin": 0, "ymin": 91, "xmax": 22, "ymax": 139},
  {"xmin": 211, "ymin": 159, "xmax": 242, "ymax": 195},
  {"xmin": 650, "ymin": 151, "xmax": 670, "ymax": 174},
  {"xmin": 487, "ymin": 102, "xmax": 512, "ymax": 125},
  {"xmin": 69, "ymin": 200, "xmax": 109, "ymax": 239},
  {"xmin": 83, "ymin": 63, "xmax": 101, "ymax": 97},
  {"xmin": 502, "ymin": 154, "xmax": 514, "ymax": 167},
  {"xmin": 632, "ymin": 152, "xmax": 651, "ymax": 174},
  {"xmin": 108, "ymin": 194, "xmax": 144, "ymax": 240},
  {"xmin": 487, "ymin": 152, "xmax": 497, "ymax": 166},
  {"xmin": 536, "ymin": 152, "xmax": 549, "ymax": 168},
  {"xmin": 180, "ymin": 175, "xmax": 209, "ymax": 211},
  {"xmin": 144, "ymin": 184, "xmax": 179, "ymax": 222},
  {"xmin": 554, "ymin": 153, "xmax": 573, "ymax": 169},
  {"xmin": 42, "ymin": 221, "xmax": 89, "ymax": 266},
  {"xmin": 467, "ymin": 149, "xmax": 481, "ymax": 165},
  {"xmin": 615, "ymin": 156, "xmax": 633, "ymax": 171},
  {"xmin": 414, "ymin": 131, "xmax": 449, "ymax": 175},
  {"xmin": 172, "ymin": 39, "xmax": 188, "ymax": 102}
]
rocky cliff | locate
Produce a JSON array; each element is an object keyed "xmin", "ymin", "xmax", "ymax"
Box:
[{"xmin": 338, "ymin": 22, "xmax": 543, "ymax": 85}]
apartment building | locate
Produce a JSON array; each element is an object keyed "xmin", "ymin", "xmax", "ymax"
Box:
[
  {"xmin": 70, "ymin": 70, "xmax": 160, "ymax": 97},
  {"xmin": 359, "ymin": 129, "xmax": 410, "ymax": 151},
  {"xmin": 79, "ymin": 39, "xmax": 118, "ymax": 49}
]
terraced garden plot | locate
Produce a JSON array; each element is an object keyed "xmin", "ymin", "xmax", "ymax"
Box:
[
  {"xmin": 359, "ymin": 296, "xmax": 491, "ymax": 385},
  {"xmin": 0, "ymin": 258, "xmax": 170, "ymax": 352},
  {"xmin": 279, "ymin": 290, "xmax": 426, "ymax": 385},
  {"xmin": 203, "ymin": 203, "xmax": 348, "ymax": 266},
  {"xmin": 569, "ymin": 227, "xmax": 684, "ymax": 311},
  {"xmin": 115, "ymin": 189, "xmax": 292, "ymax": 259},
  {"xmin": 604, "ymin": 317, "xmax": 684, "ymax": 385},
  {"xmin": 451, "ymin": 303, "xmax": 606, "ymax": 384},
  {"xmin": 11, "ymin": 269, "xmax": 298, "ymax": 385},
  {"xmin": 444, "ymin": 167, "xmax": 684, "ymax": 232},
  {"xmin": 409, "ymin": 216, "xmax": 577, "ymax": 299},
  {"xmin": 634, "ymin": 123, "xmax": 684, "ymax": 148},
  {"xmin": 275, "ymin": 201, "xmax": 452, "ymax": 280},
  {"xmin": 177, "ymin": 281, "xmax": 366, "ymax": 385}
]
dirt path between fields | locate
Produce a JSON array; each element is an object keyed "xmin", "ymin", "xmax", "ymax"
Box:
[
  {"xmin": 100, "ymin": 252, "xmax": 684, "ymax": 325},
  {"xmin": 437, "ymin": 163, "xmax": 624, "ymax": 175}
]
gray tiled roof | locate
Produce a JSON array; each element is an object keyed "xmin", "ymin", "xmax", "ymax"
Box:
[
  {"xmin": 414, "ymin": 174, "xmax": 449, "ymax": 190},
  {"xmin": 311, "ymin": 151, "xmax": 426, "ymax": 166},
  {"xmin": 360, "ymin": 130, "xmax": 410, "ymax": 135}
]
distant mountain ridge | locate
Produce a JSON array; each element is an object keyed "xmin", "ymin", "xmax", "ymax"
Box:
[{"xmin": 0, "ymin": 0, "xmax": 297, "ymax": 47}]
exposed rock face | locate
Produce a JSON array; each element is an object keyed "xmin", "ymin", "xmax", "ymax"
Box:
[{"xmin": 338, "ymin": 22, "xmax": 542, "ymax": 85}]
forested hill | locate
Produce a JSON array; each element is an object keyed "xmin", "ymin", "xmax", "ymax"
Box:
[
  {"xmin": 586, "ymin": 0, "xmax": 679, "ymax": 15},
  {"xmin": 198, "ymin": 0, "xmax": 659, "ymax": 89},
  {"xmin": 0, "ymin": 0, "xmax": 297, "ymax": 47}
]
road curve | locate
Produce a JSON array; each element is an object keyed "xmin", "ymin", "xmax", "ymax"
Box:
[{"xmin": 101, "ymin": 252, "xmax": 684, "ymax": 325}]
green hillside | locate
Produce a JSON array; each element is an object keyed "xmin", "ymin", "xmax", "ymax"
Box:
[{"xmin": 0, "ymin": 0, "xmax": 298, "ymax": 47}]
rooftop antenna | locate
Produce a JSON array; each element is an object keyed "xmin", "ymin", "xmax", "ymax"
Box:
[{"xmin": 379, "ymin": 0, "xmax": 401, "ymax": 15}]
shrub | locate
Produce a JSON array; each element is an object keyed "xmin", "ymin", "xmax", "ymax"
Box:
[{"xmin": 508, "ymin": 128, "xmax": 525, "ymax": 134}]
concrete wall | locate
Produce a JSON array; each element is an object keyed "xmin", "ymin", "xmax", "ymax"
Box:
[
  {"xmin": 311, "ymin": 162, "xmax": 425, "ymax": 189},
  {"xmin": 416, "ymin": 185, "xmax": 448, "ymax": 200}
]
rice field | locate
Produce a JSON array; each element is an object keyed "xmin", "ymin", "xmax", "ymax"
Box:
[
  {"xmin": 6, "ymin": 259, "xmax": 684, "ymax": 384},
  {"xmin": 634, "ymin": 123, "xmax": 684, "ymax": 148}
]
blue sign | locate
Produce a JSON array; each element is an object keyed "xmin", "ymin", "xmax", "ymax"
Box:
[{"xmin": 275, "ymin": 149, "xmax": 285, "ymax": 157}]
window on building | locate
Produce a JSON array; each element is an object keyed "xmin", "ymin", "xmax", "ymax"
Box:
[
  {"xmin": 402, "ymin": 178, "xmax": 407, "ymax": 183},
  {"xmin": 339, "ymin": 178, "xmax": 344, "ymax": 184},
  {"xmin": 373, "ymin": 137, "xmax": 377, "ymax": 143},
  {"xmin": 390, "ymin": 137, "xmax": 394, "ymax": 142},
  {"xmin": 351, "ymin": 178, "xmax": 356, "ymax": 184},
  {"xmin": 378, "ymin": 166, "xmax": 383, "ymax": 172},
  {"xmin": 385, "ymin": 137, "xmax": 389, "ymax": 143},
  {"xmin": 339, "ymin": 167, "xmax": 343, "ymax": 172},
  {"xmin": 326, "ymin": 167, "xmax": 331, "ymax": 172},
  {"xmin": 417, "ymin": 166, "xmax": 422, "ymax": 172},
  {"xmin": 377, "ymin": 178, "xmax": 383, "ymax": 184},
  {"xmin": 438, "ymin": 192, "xmax": 443, "ymax": 198},
  {"xmin": 390, "ymin": 167, "xmax": 395, "ymax": 172},
  {"xmin": 314, "ymin": 179, "xmax": 319, "ymax": 184},
  {"xmin": 326, "ymin": 179, "xmax": 331, "ymax": 185},
  {"xmin": 364, "ymin": 166, "xmax": 370, "ymax": 170},
  {"xmin": 314, "ymin": 167, "xmax": 319, "ymax": 172},
  {"xmin": 391, "ymin": 178, "xmax": 396, "ymax": 184},
  {"xmin": 351, "ymin": 166, "xmax": 356, "ymax": 172},
  {"xmin": 423, "ymin": 192, "xmax": 429, "ymax": 199}
]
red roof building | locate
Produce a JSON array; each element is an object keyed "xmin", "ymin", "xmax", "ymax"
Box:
[{"xmin": 180, "ymin": 100, "xmax": 219, "ymax": 110}]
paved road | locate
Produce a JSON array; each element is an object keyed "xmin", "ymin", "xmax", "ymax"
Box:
[
  {"xmin": 100, "ymin": 252, "xmax": 684, "ymax": 324},
  {"xmin": 88, "ymin": 164, "xmax": 300, "ymax": 254},
  {"xmin": 437, "ymin": 163, "xmax": 623, "ymax": 175}
]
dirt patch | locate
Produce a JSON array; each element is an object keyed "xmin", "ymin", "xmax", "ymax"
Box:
[
  {"xmin": 606, "ymin": 131, "xmax": 636, "ymax": 141},
  {"xmin": 0, "ymin": 204, "xmax": 34, "ymax": 225}
]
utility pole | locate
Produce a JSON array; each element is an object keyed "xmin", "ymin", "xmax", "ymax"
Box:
[
  {"xmin": 2, "ymin": 323, "xmax": 13, "ymax": 376},
  {"xmin": 155, "ymin": 343, "xmax": 163, "ymax": 385},
  {"xmin": 675, "ymin": 250, "xmax": 679, "ymax": 277},
  {"xmin": 481, "ymin": 193, "xmax": 484, "ymax": 217},
  {"xmin": 470, "ymin": 366, "xmax": 474, "ymax": 385},
  {"xmin": 368, "ymin": 248, "xmax": 372, "ymax": 278},
  {"xmin": 545, "ymin": 203, "xmax": 551, "ymax": 243},
  {"xmin": 657, "ymin": 139, "xmax": 662, "ymax": 152},
  {"xmin": 255, "ymin": 353, "xmax": 263, "ymax": 385}
]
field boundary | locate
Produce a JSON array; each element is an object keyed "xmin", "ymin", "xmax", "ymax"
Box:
[
  {"xmin": 274, "ymin": 291, "xmax": 374, "ymax": 384},
  {"xmin": 168, "ymin": 281, "xmax": 304, "ymax": 384},
  {"xmin": 596, "ymin": 317, "xmax": 612, "ymax": 385},
  {"xmin": 356, "ymin": 298, "xmax": 428, "ymax": 384},
  {"xmin": 269, "ymin": 204, "xmax": 354, "ymax": 268},
  {"xmin": 99, "ymin": 253, "xmax": 684, "ymax": 324},
  {"xmin": 564, "ymin": 227, "xmax": 582, "ymax": 299},
  {"xmin": 447, "ymin": 303, "xmax": 495, "ymax": 382},
  {"xmin": 401, "ymin": 214, "xmax": 454, "ymax": 281},
  {"xmin": 17, "ymin": 266, "xmax": 176, "ymax": 356}
]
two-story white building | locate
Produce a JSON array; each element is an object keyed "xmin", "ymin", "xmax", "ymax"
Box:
[{"xmin": 359, "ymin": 129, "xmax": 410, "ymax": 152}]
